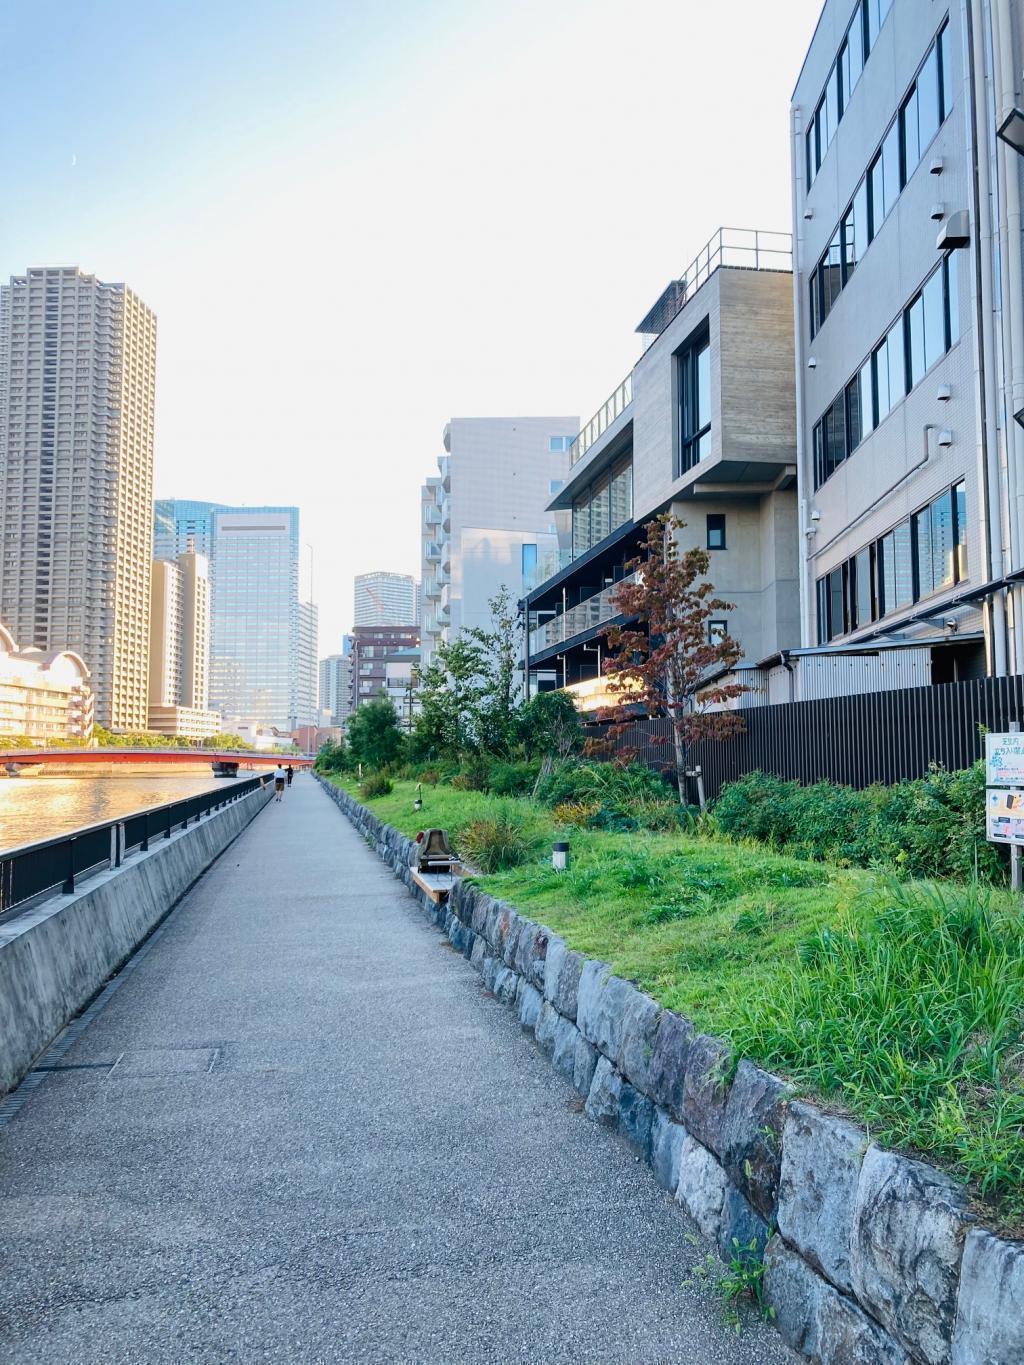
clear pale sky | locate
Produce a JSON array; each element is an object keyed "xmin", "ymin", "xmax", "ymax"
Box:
[{"xmin": 1, "ymin": 0, "xmax": 824, "ymax": 649}]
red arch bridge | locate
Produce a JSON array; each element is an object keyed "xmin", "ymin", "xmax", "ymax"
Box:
[{"xmin": 1, "ymin": 749, "xmax": 315, "ymax": 777}]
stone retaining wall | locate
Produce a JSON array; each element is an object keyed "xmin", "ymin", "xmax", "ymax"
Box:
[{"xmin": 318, "ymin": 776, "xmax": 1023, "ymax": 1365}]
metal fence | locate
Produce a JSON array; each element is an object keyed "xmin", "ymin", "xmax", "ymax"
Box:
[
  {"xmin": 0, "ymin": 774, "xmax": 270, "ymax": 920},
  {"xmin": 596, "ymin": 676, "xmax": 1024, "ymax": 801}
]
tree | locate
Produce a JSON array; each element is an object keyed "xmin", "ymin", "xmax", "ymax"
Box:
[
  {"xmin": 517, "ymin": 689, "xmax": 583, "ymax": 787},
  {"xmin": 412, "ymin": 635, "xmax": 488, "ymax": 759},
  {"xmin": 314, "ymin": 736, "xmax": 349, "ymax": 773},
  {"xmin": 464, "ymin": 585, "xmax": 524, "ymax": 757},
  {"xmin": 347, "ymin": 696, "xmax": 405, "ymax": 770},
  {"xmin": 600, "ymin": 513, "xmax": 745, "ymax": 806}
]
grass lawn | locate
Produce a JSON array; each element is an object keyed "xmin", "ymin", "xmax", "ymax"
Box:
[{"xmin": 329, "ymin": 774, "xmax": 1024, "ymax": 1228}]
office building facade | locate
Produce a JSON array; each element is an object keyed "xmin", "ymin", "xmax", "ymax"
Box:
[
  {"xmin": 295, "ymin": 599, "xmax": 319, "ymax": 730},
  {"xmin": 319, "ymin": 650, "xmax": 352, "ymax": 728},
  {"xmin": 153, "ymin": 498, "xmax": 223, "ymax": 562},
  {"xmin": 792, "ymin": 0, "xmax": 1024, "ymax": 679},
  {"xmin": 0, "ymin": 267, "xmax": 157, "ymax": 730},
  {"xmin": 353, "ymin": 571, "xmax": 417, "ymax": 628},
  {"xmin": 420, "ymin": 416, "xmax": 579, "ymax": 668},
  {"xmin": 523, "ymin": 229, "xmax": 799, "ymax": 705},
  {"xmin": 147, "ymin": 544, "xmax": 219, "ymax": 739}
]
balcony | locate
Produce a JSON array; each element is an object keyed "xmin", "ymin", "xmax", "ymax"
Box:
[
  {"xmin": 569, "ymin": 373, "xmax": 632, "ymax": 467},
  {"xmin": 424, "ymin": 540, "xmax": 441, "ymax": 562},
  {"xmin": 529, "ymin": 572, "xmax": 638, "ymax": 655},
  {"xmin": 424, "ymin": 505, "xmax": 441, "ymax": 526}
]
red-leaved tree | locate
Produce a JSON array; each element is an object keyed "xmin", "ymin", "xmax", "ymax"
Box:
[{"xmin": 600, "ymin": 513, "xmax": 746, "ymax": 806}]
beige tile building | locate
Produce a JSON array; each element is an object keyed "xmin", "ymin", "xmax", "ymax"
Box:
[
  {"xmin": 147, "ymin": 546, "xmax": 219, "ymax": 740},
  {"xmin": 0, "ymin": 267, "xmax": 157, "ymax": 730}
]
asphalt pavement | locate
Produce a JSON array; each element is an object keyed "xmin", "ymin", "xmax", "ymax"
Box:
[{"xmin": 0, "ymin": 774, "xmax": 795, "ymax": 1364}]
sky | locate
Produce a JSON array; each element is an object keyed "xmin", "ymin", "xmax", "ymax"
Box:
[{"xmin": 1, "ymin": 0, "xmax": 824, "ymax": 649}]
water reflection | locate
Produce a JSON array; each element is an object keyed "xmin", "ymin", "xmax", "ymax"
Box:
[{"xmin": 0, "ymin": 774, "xmax": 242, "ymax": 849}]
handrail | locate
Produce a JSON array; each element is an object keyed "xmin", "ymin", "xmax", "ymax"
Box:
[
  {"xmin": 0, "ymin": 774, "xmax": 271, "ymax": 919},
  {"xmin": 569, "ymin": 373, "xmax": 633, "ymax": 467}
]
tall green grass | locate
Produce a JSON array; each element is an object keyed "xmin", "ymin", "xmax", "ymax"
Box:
[{"xmin": 730, "ymin": 879, "xmax": 1024, "ymax": 1218}]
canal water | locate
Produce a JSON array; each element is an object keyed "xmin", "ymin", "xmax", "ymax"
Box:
[{"xmin": 0, "ymin": 774, "xmax": 242, "ymax": 849}]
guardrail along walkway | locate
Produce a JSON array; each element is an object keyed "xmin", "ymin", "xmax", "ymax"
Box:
[{"xmin": 0, "ymin": 777, "xmax": 792, "ymax": 1363}]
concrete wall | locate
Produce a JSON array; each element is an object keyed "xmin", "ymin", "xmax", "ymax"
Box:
[
  {"xmin": 0, "ymin": 782, "xmax": 272, "ymax": 1098},
  {"xmin": 320, "ymin": 775, "xmax": 1024, "ymax": 1365}
]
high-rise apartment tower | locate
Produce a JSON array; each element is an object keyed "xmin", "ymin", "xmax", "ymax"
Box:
[
  {"xmin": 0, "ymin": 267, "xmax": 157, "ymax": 729},
  {"xmin": 353, "ymin": 571, "xmax": 416, "ymax": 627}
]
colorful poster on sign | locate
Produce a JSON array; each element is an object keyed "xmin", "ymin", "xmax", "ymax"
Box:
[
  {"xmin": 985, "ymin": 732, "xmax": 1024, "ymax": 787},
  {"xmin": 986, "ymin": 788, "xmax": 1024, "ymax": 844}
]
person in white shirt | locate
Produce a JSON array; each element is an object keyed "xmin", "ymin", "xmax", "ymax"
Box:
[{"xmin": 273, "ymin": 764, "xmax": 287, "ymax": 802}]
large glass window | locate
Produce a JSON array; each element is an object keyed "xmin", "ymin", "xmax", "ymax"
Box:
[
  {"xmin": 571, "ymin": 456, "xmax": 633, "ymax": 558},
  {"xmin": 677, "ymin": 332, "xmax": 711, "ymax": 476},
  {"xmin": 954, "ymin": 480, "xmax": 967, "ymax": 578},
  {"xmin": 853, "ymin": 547, "xmax": 874, "ymax": 627},
  {"xmin": 609, "ymin": 457, "xmax": 632, "ymax": 529},
  {"xmin": 590, "ymin": 475, "xmax": 610, "ymax": 544},
  {"xmin": 521, "ymin": 543, "xmax": 538, "ymax": 584},
  {"xmin": 869, "ymin": 121, "xmax": 901, "ymax": 236},
  {"xmin": 946, "ymin": 253, "xmax": 960, "ymax": 346}
]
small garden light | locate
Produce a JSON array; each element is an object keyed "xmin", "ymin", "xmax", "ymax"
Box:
[
  {"xmin": 552, "ymin": 840, "xmax": 569, "ymax": 872},
  {"xmin": 414, "ymin": 781, "xmax": 423, "ymax": 812}
]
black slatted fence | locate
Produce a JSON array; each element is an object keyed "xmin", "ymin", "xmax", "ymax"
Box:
[{"xmin": 595, "ymin": 676, "xmax": 1024, "ymax": 802}]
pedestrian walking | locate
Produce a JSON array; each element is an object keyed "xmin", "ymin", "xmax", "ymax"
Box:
[
  {"xmin": 286, "ymin": 764, "xmax": 294, "ymax": 786},
  {"xmin": 273, "ymin": 763, "xmax": 287, "ymax": 802}
]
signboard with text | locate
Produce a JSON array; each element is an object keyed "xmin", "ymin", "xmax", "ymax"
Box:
[
  {"xmin": 987, "ymin": 788, "xmax": 1024, "ymax": 845},
  {"xmin": 985, "ymin": 732, "xmax": 1024, "ymax": 787}
]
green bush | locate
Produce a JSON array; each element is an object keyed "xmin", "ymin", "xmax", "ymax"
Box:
[
  {"xmin": 459, "ymin": 805, "xmax": 532, "ymax": 872},
  {"xmin": 487, "ymin": 760, "xmax": 540, "ymax": 796},
  {"xmin": 713, "ymin": 763, "xmax": 1003, "ymax": 884},
  {"xmin": 535, "ymin": 761, "xmax": 677, "ymax": 832},
  {"xmin": 359, "ymin": 772, "xmax": 393, "ymax": 800}
]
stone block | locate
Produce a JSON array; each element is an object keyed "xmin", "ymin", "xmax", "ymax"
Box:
[
  {"xmin": 720, "ymin": 1060, "xmax": 791, "ymax": 1220},
  {"xmin": 471, "ymin": 890, "xmax": 491, "ymax": 937},
  {"xmin": 500, "ymin": 907, "xmax": 523, "ymax": 968},
  {"xmin": 515, "ymin": 921, "xmax": 550, "ymax": 991},
  {"xmin": 778, "ymin": 1101, "xmax": 867, "ymax": 1294},
  {"xmin": 681, "ymin": 1033, "xmax": 733, "ymax": 1158},
  {"xmin": 718, "ymin": 1182, "xmax": 771, "ymax": 1268},
  {"xmin": 817, "ymin": 1289, "xmax": 912, "ymax": 1365},
  {"xmin": 952, "ymin": 1229, "xmax": 1024, "ymax": 1364},
  {"xmin": 851, "ymin": 1146, "xmax": 975, "ymax": 1365},
  {"xmin": 675, "ymin": 1135, "xmax": 728, "ymax": 1240},
  {"xmin": 617, "ymin": 990, "xmax": 662, "ymax": 1095},
  {"xmin": 577, "ymin": 964, "xmax": 634, "ymax": 1060},
  {"xmin": 469, "ymin": 935, "xmax": 488, "ymax": 976},
  {"xmin": 573, "ymin": 1035, "xmax": 599, "ymax": 1097},
  {"xmin": 517, "ymin": 982, "xmax": 542, "ymax": 1034},
  {"xmin": 492, "ymin": 967, "xmax": 519, "ymax": 1009},
  {"xmin": 650, "ymin": 1109, "xmax": 687, "ymax": 1193},
  {"xmin": 483, "ymin": 900, "xmax": 503, "ymax": 950},
  {"xmin": 618, "ymin": 1082, "xmax": 654, "ymax": 1157},
  {"xmin": 545, "ymin": 942, "xmax": 584, "ymax": 1021},
  {"xmin": 482, "ymin": 956, "xmax": 499, "ymax": 993},
  {"xmin": 585, "ymin": 1056, "xmax": 621, "ymax": 1126},
  {"xmin": 534, "ymin": 1000, "xmax": 559, "ymax": 1057},
  {"xmin": 552, "ymin": 1017, "xmax": 579, "ymax": 1077},
  {"xmin": 646, "ymin": 1011, "xmax": 694, "ymax": 1122}
]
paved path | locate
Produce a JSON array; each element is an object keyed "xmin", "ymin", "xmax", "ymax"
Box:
[{"xmin": 0, "ymin": 777, "xmax": 794, "ymax": 1364}]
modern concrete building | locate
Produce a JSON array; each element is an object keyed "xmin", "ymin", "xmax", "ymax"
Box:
[
  {"xmin": 0, "ymin": 267, "xmax": 157, "ymax": 730},
  {"xmin": 420, "ymin": 416, "xmax": 579, "ymax": 668},
  {"xmin": 147, "ymin": 544, "xmax": 220, "ymax": 740},
  {"xmin": 0, "ymin": 622, "xmax": 93, "ymax": 744},
  {"xmin": 350, "ymin": 625, "xmax": 420, "ymax": 717},
  {"xmin": 319, "ymin": 649, "xmax": 352, "ymax": 728},
  {"xmin": 353, "ymin": 572, "xmax": 416, "ymax": 628},
  {"xmin": 792, "ymin": 0, "xmax": 1024, "ymax": 680},
  {"xmin": 295, "ymin": 600, "xmax": 319, "ymax": 730},
  {"xmin": 522, "ymin": 228, "xmax": 799, "ymax": 704}
]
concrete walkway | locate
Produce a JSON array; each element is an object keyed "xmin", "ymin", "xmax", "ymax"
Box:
[{"xmin": 0, "ymin": 776, "xmax": 794, "ymax": 1364}]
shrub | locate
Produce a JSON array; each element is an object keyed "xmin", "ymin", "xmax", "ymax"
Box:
[
  {"xmin": 552, "ymin": 799, "xmax": 602, "ymax": 827},
  {"xmin": 536, "ymin": 761, "xmax": 673, "ymax": 815},
  {"xmin": 487, "ymin": 760, "xmax": 540, "ymax": 796},
  {"xmin": 450, "ymin": 757, "xmax": 492, "ymax": 792},
  {"xmin": 359, "ymin": 772, "xmax": 393, "ymax": 800},
  {"xmin": 459, "ymin": 806, "xmax": 532, "ymax": 872},
  {"xmin": 713, "ymin": 763, "xmax": 1004, "ymax": 885}
]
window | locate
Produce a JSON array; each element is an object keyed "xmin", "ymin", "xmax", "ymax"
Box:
[
  {"xmin": 869, "ymin": 121, "xmax": 901, "ymax": 236},
  {"xmin": 549, "ymin": 435, "xmax": 570, "ymax": 453},
  {"xmin": 570, "ymin": 456, "xmax": 633, "ymax": 557},
  {"xmin": 873, "ymin": 317, "xmax": 905, "ymax": 423},
  {"xmin": 521, "ymin": 543, "xmax": 538, "ymax": 582},
  {"xmin": 609, "ymin": 457, "xmax": 632, "ymax": 529},
  {"xmin": 707, "ymin": 514, "xmax": 726, "ymax": 550},
  {"xmin": 677, "ymin": 331, "xmax": 711, "ymax": 476},
  {"xmin": 708, "ymin": 619, "xmax": 728, "ymax": 644},
  {"xmin": 946, "ymin": 253, "xmax": 961, "ymax": 347},
  {"xmin": 853, "ymin": 546, "xmax": 875, "ymax": 626},
  {"xmin": 806, "ymin": 0, "xmax": 874, "ymax": 189},
  {"xmin": 549, "ymin": 479, "xmax": 564, "ymax": 495}
]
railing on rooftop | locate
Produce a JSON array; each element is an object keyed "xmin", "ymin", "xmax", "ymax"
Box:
[
  {"xmin": 639, "ymin": 227, "xmax": 793, "ymax": 348},
  {"xmin": 569, "ymin": 373, "xmax": 633, "ymax": 467}
]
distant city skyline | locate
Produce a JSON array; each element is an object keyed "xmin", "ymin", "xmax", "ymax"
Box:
[{"xmin": 0, "ymin": 0, "xmax": 822, "ymax": 646}]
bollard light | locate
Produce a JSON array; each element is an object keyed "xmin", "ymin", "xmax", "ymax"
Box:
[
  {"xmin": 414, "ymin": 781, "xmax": 423, "ymax": 812},
  {"xmin": 552, "ymin": 841, "xmax": 569, "ymax": 872}
]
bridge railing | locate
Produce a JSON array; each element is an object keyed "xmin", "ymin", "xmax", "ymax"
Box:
[{"xmin": 0, "ymin": 774, "xmax": 271, "ymax": 921}]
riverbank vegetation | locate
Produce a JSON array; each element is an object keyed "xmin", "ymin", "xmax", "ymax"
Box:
[{"xmin": 323, "ymin": 763, "xmax": 1024, "ymax": 1227}]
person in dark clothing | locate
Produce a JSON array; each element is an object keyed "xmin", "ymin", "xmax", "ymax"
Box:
[{"xmin": 286, "ymin": 764, "xmax": 294, "ymax": 786}]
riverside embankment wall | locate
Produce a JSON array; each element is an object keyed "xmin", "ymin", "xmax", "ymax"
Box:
[
  {"xmin": 318, "ymin": 775, "xmax": 1024, "ymax": 1365},
  {"xmin": 0, "ymin": 782, "xmax": 272, "ymax": 1098}
]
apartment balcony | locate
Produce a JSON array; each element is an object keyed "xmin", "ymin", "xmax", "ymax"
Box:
[
  {"xmin": 569, "ymin": 373, "xmax": 633, "ymax": 468},
  {"xmin": 529, "ymin": 572, "xmax": 638, "ymax": 656},
  {"xmin": 424, "ymin": 505, "xmax": 442, "ymax": 526},
  {"xmin": 424, "ymin": 574, "xmax": 442, "ymax": 601},
  {"xmin": 424, "ymin": 540, "xmax": 441, "ymax": 562}
]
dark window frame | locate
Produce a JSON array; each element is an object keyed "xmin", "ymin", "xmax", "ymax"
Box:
[
  {"xmin": 676, "ymin": 327, "xmax": 712, "ymax": 479},
  {"xmin": 706, "ymin": 513, "xmax": 726, "ymax": 550}
]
